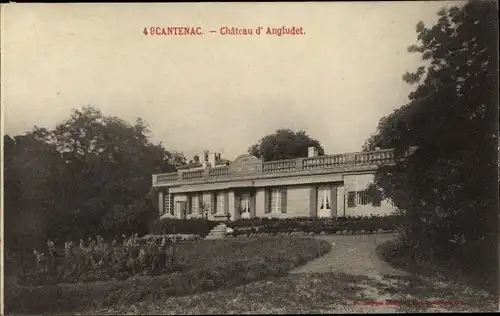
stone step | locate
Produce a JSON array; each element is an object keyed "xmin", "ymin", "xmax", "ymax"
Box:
[
  {"xmin": 208, "ymin": 231, "xmax": 226, "ymax": 236},
  {"xmin": 211, "ymin": 228, "xmax": 227, "ymax": 233},
  {"xmin": 210, "ymin": 228, "xmax": 226, "ymax": 232},
  {"xmin": 205, "ymin": 235, "xmax": 224, "ymax": 240},
  {"xmin": 205, "ymin": 224, "xmax": 229, "ymax": 240}
]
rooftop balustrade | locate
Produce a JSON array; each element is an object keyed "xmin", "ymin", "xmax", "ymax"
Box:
[{"xmin": 152, "ymin": 148, "xmax": 414, "ymax": 186}]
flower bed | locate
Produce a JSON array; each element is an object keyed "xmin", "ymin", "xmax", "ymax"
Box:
[
  {"xmin": 228, "ymin": 215, "xmax": 402, "ymax": 236},
  {"xmin": 19, "ymin": 235, "xmax": 183, "ymax": 286},
  {"xmin": 5, "ymin": 236, "xmax": 330, "ymax": 314},
  {"xmin": 140, "ymin": 234, "xmax": 202, "ymax": 243}
]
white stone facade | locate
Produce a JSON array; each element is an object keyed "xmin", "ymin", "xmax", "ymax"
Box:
[{"xmin": 154, "ymin": 148, "xmax": 405, "ymax": 220}]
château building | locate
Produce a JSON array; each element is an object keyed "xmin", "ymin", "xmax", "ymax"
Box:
[{"xmin": 152, "ymin": 147, "xmax": 414, "ymax": 221}]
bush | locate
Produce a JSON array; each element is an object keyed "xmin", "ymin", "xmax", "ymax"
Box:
[
  {"xmin": 149, "ymin": 218, "xmax": 219, "ymax": 237},
  {"xmin": 5, "ymin": 237, "xmax": 331, "ymax": 314}
]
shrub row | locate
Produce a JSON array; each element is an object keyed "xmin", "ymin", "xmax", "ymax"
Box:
[
  {"xmin": 149, "ymin": 218, "xmax": 219, "ymax": 237},
  {"xmin": 5, "ymin": 237, "xmax": 331, "ymax": 314},
  {"xmin": 230, "ymin": 229, "xmax": 393, "ymax": 237},
  {"xmin": 228, "ymin": 215, "xmax": 402, "ymax": 235}
]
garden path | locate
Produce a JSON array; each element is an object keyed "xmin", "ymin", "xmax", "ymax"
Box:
[{"xmin": 290, "ymin": 233, "xmax": 407, "ymax": 279}]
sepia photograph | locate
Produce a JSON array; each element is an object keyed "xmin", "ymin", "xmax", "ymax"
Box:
[{"xmin": 1, "ymin": 1, "xmax": 498, "ymax": 314}]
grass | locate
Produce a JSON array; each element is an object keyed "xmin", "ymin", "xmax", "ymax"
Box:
[
  {"xmin": 81, "ymin": 272, "xmax": 497, "ymax": 314},
  {"xmin": 4, "ymin": 236, "xmax": 330, "ymax": 315}
]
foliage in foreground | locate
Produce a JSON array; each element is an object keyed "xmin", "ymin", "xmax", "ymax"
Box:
[
  {"xmin": 18, "ymin": 234, "xmax": 203, "ymax": 285},
  {"xmin": 5, "ymin": 237, "xmax": 331, "ymax": 314},
  {"xmin": 376, "ymin": 239, "xmax": 498, "ymax": 296},
  {"xmin": 363, "ymin": 0, "xmax": 498, "ymax": 285}
]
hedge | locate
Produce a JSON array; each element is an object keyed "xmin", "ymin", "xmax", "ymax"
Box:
[
  {"xmin": 228, "ymin": 215, "xmax": 402, "ymax": 236},
  {"xmin": 149, "ymin": 218, "xmax": 219, "ymax": 237}
]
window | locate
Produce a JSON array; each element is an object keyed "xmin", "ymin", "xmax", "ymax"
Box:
[
  {"xmin": 240, "ymin": 194, "xmax": 250, "ymax": 213},
  {"xmin": 356, "ymin": 191, "xmax": 370, "ymax": 205},
  {"xmin": 216, "ymin": 192, "xmax": 225, "ymax": 214},
  {"xmin": 347, "ymin": 191, "xmax": 356, "ymax": 208},
  {"xmin": 271, "ymin": 188, "xmax": 281, "ymax": 213},
  {"xmin": 267, "ymin": 187, "xmax": 287, "ymax": 213},
  {"xmin": 347, "ymin": 190, "xmax": 381, "ymax": 208},
  {"xmin": 189, "ymin": 194, "xmax": 199, "ymax": 215},
  {"xmin": 319, "ymin": 187, "xmax": 331, "ymax": 210}
]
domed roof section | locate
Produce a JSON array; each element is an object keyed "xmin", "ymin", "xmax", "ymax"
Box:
[
  {"xmin": 230, "ymin": 154, "xmax": 261, "ymax": 176},
  {"xmin": 232, "ymin": 154, "xmax": 261, "ymax": 165}
]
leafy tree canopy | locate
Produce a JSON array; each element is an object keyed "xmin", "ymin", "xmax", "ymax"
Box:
[
  {"xmin": 4, "ymin": 106, "xmax": 184, "ymax": 252},
  {"xmin": 248, "ymin": 129, "xmax": 325, "ymax": 162},
  {"xmin": 364, "ymin": 0, "xmax": 497, "ymax": 286}
]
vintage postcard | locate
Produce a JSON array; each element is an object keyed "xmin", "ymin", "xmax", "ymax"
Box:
[{"xmin": 1, "ymin": 2, "xmax": 498, "ymax": 314}]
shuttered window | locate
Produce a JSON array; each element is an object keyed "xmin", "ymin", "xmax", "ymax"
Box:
[
  {"xmin": 372, "ymin": 190, "xmax": 382, "ymax": 207},
  {"xmin": 210, "ymin": 193, "xmax": 216, "ymax": 214},
  {"xmin": 265, "ymin": 189, "xmax": 271, "ymax": 213},
  {"xmin": 164, "ymin": 193, "xmax": 174, "ymax": 215},
  {"xmin": 280, "ymin": 188, "xmax": 287, "ymax": 213}
]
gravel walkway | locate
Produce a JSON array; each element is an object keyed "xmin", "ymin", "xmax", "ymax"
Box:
[{"xmin": 290, "ymin": 233, "xmax": 407, "ymax": 279}]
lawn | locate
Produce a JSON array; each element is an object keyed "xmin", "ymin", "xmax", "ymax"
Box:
[
  {"xmin": 81, "ymin": 272, "xmax": 497, "ymax": 314},
  {"xmin": 4, "ymin": 236, "xmax": 330, "ymax": 315}
]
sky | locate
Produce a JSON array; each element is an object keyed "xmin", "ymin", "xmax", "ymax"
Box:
[{"xmin": 1, "ymin": 2, "xmax": 463, "ymax": 161}]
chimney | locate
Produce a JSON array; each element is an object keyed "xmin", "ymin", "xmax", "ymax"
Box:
[
  {"xmin": 208, "ymin": 152, "xmax": 216, "ymax": 167},
  {"xmin": 308, "ymin": 146, "xmax": 318, "ymax": 158},
  {"xmin": 202, "ymin": 150, "xmax": 209, "ymax": 168}
]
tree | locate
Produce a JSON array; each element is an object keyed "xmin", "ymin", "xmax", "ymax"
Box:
[
  {"xmin": 4, "ymin": 106, "xmax": 182, "ymax": 252},
  {"xmin": 365, "ymin": 0, "xmax": 498, "ymax": 289},
  {"xmin": 3, "ymin": 133, "xmax": 65, "ymax": 253},
  {"xmin": 248, "ymin": 129, "xmax": 325, "ymax": 161}
]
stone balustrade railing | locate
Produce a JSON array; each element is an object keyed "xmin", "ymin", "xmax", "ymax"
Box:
[
  {"xmin": 262, "ymin": 159, "xmax": 297, "ymax": 173},
  {"xmin": 181, "ymin": 169, "xmax": 204, "ymax": 181},
  {"xmin": 156, "ymin": 173, "xmax": 179, "ymax": 182},
  {"xmin": 209, "ymin": 166, "xmax": 230, "ymax": 179},
  {"xmin": 153, "ymin": 148, "xmax": 408, "ymax": 186}
]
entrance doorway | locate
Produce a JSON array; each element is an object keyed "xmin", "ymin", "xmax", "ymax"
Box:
[
  {"xmin": 240, "ymin": 193, "xmax": 251, "ymax": 219},
  {"xmin": 176, "ymin": 201, "xmax": 187, "ymax": 219},
  {"xmin": 317, "ymin": 185, "xmax": 332, "ymax": 218}
]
